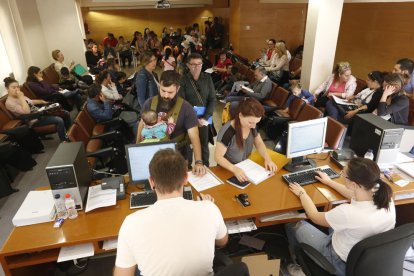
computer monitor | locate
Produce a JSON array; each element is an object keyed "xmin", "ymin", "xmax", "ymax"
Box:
[
  {"xmin": 284, "ymin": 117, "xmax": 328, "ymax": 172},
  {"xmin": 125, "ymin": 141, "xmax": 176, "ymax": 188}
]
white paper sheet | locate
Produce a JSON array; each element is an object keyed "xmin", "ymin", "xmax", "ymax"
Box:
[
  {"xmin": 85, "ymin": 185, "xmax": 117, "ymax": 213},
  {"xmin": 59, "ymin": 89, "xmax": 70, "ymax": 94},
  {"xmin": 58, "ymin": 243, "xmax": 94, "ymax": 262},
  {"xmin": 332, "ymin": 95, "xmax": 357, "ymax": 106},
  {"xmin": 225, "ymin": 219, "xmax": 257, "ymax": 234},
  {"xmin": 102, "ymin": 239, "xmax": 118, "ymax": 250},
  {"xmin": 187, "ymin": 168, "xmax": 222, "ymax": 192},
  {"xmin": 241, "ymin": 85, "xmax": 254, "ymax": 93},
  {"xmin": 204, "ymin": 68, "xmax": 215, "ymax": 74},
  {"xmin": 235, "ymin": 159, "xmax": 273, "ymax": 185}
]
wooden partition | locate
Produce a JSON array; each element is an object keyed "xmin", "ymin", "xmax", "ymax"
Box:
[{"xmin": 335, "ymin": 2, "xmax": 414, "ymax": 79}]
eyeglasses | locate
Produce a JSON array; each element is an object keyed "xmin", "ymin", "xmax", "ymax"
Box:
[{"xmin": 189, "ymin": 63, "xmax": 203, "ymax": 67}]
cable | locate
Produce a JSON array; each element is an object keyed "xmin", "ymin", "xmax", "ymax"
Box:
[{"xmin": 91, "ymin": 169, "xmax": 126, "ymax": 177}]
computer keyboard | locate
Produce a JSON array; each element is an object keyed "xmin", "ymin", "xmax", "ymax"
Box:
[
  {"xmin": 282, "ymin": 165, "xmax": 340, "ymax": 186},
  {"xmin": 130, "ymin": 186, "xmax": 194, "ymax": 209}
]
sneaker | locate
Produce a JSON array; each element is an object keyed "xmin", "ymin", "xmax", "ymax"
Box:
[
  {"xmin": 219, "ymin": 99, "xmax": 226, "ymax": 104},
  {"xmin": 287, "ymin": 263, "xmax": 305, "ymax": 276}
]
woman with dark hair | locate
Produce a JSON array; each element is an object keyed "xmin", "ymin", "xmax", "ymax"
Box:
[
  {"xmin": 314, "ymin": 61, "xmax": 357, "ymax": 109},
  {"xmin": 95, "ymin": 69, "xmax": 122, "ymax": 101},
  {"xmin": 328, "ymin": 71, "xmax": 384, "ymax": 122},
  {"xmin": 143, "ymin": 27, "xmax": 150, "ymax": 43},
  {"xmin": 376, "ymin": 72, "xmax": 410, "ymax": 125},
  {"xmin": 135, "ymin": 50, "xmax": 159, "ymax": 108},
  {"xmin": 26, "ymin": 66, "xmax": 82, "ymax": 111},
  {"xmin": 215, "ymin": 98, "xmax": 277, "ymax": 182},
  {"xmin": 161, "ymin": 47, "xmax": 176, "ymax": 71},
  {"xmin": 4, "ymin": 77, "xmax": 70, "ymax": 141},
  {"xmin": 285, "ymin": 157, "xmax": 395, "ymax": 276}
]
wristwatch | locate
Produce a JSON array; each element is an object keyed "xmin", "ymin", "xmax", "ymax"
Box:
[{"xmin": 195, "ymin": 160, "xmax": 203, "ymax": 165}]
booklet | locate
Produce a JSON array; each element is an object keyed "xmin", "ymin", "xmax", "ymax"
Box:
[{"xmin": 235, "ymin": 159, "xmax": 274, "ymax": 185}]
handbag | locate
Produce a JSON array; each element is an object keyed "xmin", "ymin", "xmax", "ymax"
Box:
[{"xmin": 314, "ymin": 93, "xmax": 329, "ymax": 108}]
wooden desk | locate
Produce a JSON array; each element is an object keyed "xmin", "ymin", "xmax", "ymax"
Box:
[{"xmin": 0, "ymin": 152, "xmax": 330, "ymax": 275}]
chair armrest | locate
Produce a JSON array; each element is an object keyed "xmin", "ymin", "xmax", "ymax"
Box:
[
  {"xmin": 90, "ymin": 130, "xmax": 121, "ymax": 141},
  {"xmin": 0, "ymin": 125, "xmax": 30, "ymax": 136},
  {"xmin": 299, "ymin": 243, "xmax": 336, "ymax": 274},
  {"xmin": 86, "ymin": 147, "xmax": 116, "ymax": 158},
  {"xmin": 16, "ymin": 112, "xmax": 43, "ymax": 121},
  {"xmin": 98, "ymin": 118, "xmax": 124, "ymax": 129}
]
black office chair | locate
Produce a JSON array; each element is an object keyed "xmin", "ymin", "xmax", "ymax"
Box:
[{"xmin": 296, "ymin": 222, "xmax": 414, "ymax": 276}]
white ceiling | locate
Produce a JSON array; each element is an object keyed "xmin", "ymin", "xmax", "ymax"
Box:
[{"xmin": 80, "ymin": 0, "xmax": 213, "ymax": 9}]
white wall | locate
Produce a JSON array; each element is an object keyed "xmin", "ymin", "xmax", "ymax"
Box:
[{"xmin": 36, "ymin": 0, "xmax": 86, "ymax": 68}]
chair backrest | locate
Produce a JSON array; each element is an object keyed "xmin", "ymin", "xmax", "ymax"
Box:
[
  {"xmin": 325, "ymin": 116, "xmax": 347, "ymax": 150},
  {"xmin": 289, "ymin": 57, "xmax": 302, "ymax": 73},
  {"xmin": 296, "ymin": 104, "xmax": 323, "ymax": 122},
  {"xmin": 354, "ymin": 77, "xmax": 367, "ymax": 95},
  {"xmin": 288, "ymin": 97, "xmax": 305, "ymax": 120},
  {"xmin": 233, "ymin": 60, "xmax": 242, "ymax": 70},
  {"xmin": 75, "ymin": 110, "xmax": 95, "ymax": 136},
  {"xmin": 246, "ymin": 69, "xmax": 255, "ymax": 83},
  {"xmin": 346, "ymin": 222, "xmax": 414, "ymax": 276},
  {"xmin": 408, "ymin": 98, "xmax": 414, "ymax": 126},
  {"xmin": 273, "ymin": 86, "xmax": 290, "ymax": 108},
  {"xmin": 67, "ymin": 123, "xmax": 90, "ymax": 145},
  {"xmin": 42, "ymin": 63, "xmax": 60, "ymax": 85},
  {"xmin": 0, "ymin": 96, "xmax": 13, "ymax": 120},
  {"xmin": 21, "ymin": 83, "xmax": 37, "ymax": 99},
  {"xmin": 239, "ymin": 64, "xmax": 249, "ymax": 76}
]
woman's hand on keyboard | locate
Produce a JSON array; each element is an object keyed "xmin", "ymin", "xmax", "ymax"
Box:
[{"xmin": 315, "ymin": 171, "xmax": 330, "ymax": 185}]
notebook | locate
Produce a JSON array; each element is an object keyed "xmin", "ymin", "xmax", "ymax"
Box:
[
  {"xmin": 73, "ymin": 64, "xmax": 88, "ymax": 76},
  {"xmin": 395, "ymin": 163, "xmax": 414, "ymax": 178}
]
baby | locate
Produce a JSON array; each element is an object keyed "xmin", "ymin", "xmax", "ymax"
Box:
[{"xmin": 140, "ymin": 110, "xmax": 176, "ymax": 143}]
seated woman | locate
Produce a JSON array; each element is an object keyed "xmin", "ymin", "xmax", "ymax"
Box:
[
  {"xmin": 286, "ymin": 157, "xmax": 395, "ymax": 276},
  {"xmin": 212, "ymin": 51, "xmax": 232, "ymax": 83},
  {"xmin": 215, "ymin": 98, "xmax": 277, "ymax": 182},
  {"xmin": 376, "ymin": 73, "xmax": 410, "ymax": 125},
  {"xmin": 52, "ymin": 49, "xmax": 74, "ymax": 75},
  {"xmin": 85, "ymin": 43, "xmax": 103, "ymax": 74},
  {"xmin": 265, "ymin": 42, "xmax": 289, "ymax": 85},
  {"xmin": 26, "ymin": 66, "xmax": 82, "ymax": 111},
  {"xmin": 95, "ymin": 70, "xmax": 122, "ymax": 101},
  {"xmin": 329, "ymin": 71, "xmax": 384, "ymax": 124},
  {"xmin": 4, "ymin": 77, "xmax": 70, "ymax": 141},
  {"xmin": 314, "ymin": 62, "xmax": 356, "ymax": 110}
]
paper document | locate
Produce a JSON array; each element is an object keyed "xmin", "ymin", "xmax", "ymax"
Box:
[
  {"xmin": 332, "ymin": 95, "xmax": 357, "ymax": 106},
  {"xmin": 59, "ymin": 89, "xmax": 70, "ymax": 94},
  {"xmin": 102, "ymin": 239, "xmax": 118, "ymax": 250},
  {"xmin": 85, "ymin": 185, "xmax": 117, "ymax": 213},
  {"xmin": 395, "ymin": 163, "xmax": 414, "ymax": 178},
  {"xmin": 204, "ymin": 68, "xmax": 215, "ymax": 74},
  {"xmin": 225, "ymin": 219, "xmax": 257, "ymax": 234},
  {"xmin": 58, "ymin": 243, "xmax": 94, "ymax": 263},
  {"xmin": 396, "ymin": 152, "xmax": 414, "ymax": 163},
  {"xmin": 235, "ymin": 159, "xmax": 273, "ymax": 185},
  {"xmin": 241, "ymin": 85, "xmax": 254, "ymax": 93},
  {"xmin": 187, "ymin": 168, "xmax": 222, "ymax": 192}
]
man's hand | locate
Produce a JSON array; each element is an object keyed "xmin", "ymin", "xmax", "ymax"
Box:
[
  {"xmin": 192, "ymin": 163, "xmax": 206, "ymax": 176},
  {"xmin": 197, "ymin": 193, "xmax": 215, "ymax": 203},
  {"xmin": 198, "ymin": 118, "xmax": 208, "ymax": 127}
]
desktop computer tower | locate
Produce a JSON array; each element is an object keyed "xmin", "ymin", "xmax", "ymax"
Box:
[
  {"xmin": 46, "ymin": 142, "xmax": 91, "ymax": 210},
  {"xmin": 350, "ymin": 114, "xmax": 404, "ymax": 164}
]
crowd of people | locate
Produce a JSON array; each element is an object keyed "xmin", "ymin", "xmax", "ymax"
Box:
[{"xmin": 2, "ymin": 21, "xmax": 413, "ymax": 275}]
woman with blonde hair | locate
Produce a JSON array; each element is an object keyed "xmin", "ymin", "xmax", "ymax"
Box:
[
  {"xmin": 265, "ymin": 42, "xmax": 289, "ymax": 85},
  {"xmin": 314, "ymin": 61, "xmax": 356, "ymax": 109}
]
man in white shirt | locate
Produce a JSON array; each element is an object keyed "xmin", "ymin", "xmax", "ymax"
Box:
[{"xmin": 114, "ymin": 149, "xmax": 228, "ymax": 276}]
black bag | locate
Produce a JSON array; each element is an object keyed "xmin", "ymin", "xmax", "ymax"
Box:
[
  {"xmin": 314, "ymin": 93, "xmax": 329, "ymax": 108},
  {"xmin": 0, "ymin": 125, "xmax": 44, "ymax": 154},
  {"xmin": 265, "ymin": 115, "xmax": 289, "ymax": 140},
  {"xmin": 208, "ymin": 123, "xmax": 217, "ymax": 145},
  {"xmin": 0, "ymin": 141, "xmax": 37, "ymax": 172}
]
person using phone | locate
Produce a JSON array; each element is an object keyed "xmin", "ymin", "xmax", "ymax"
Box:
[
  {"xmin": 214, "ymin": 98, "xmax": 277, "ymax": 182},
  {"xmin": 376, "ymin": 72, "xmax": 410, "ymax": 125}
]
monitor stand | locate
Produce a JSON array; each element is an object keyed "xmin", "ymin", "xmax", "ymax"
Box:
[{"xmin": 284, "ymin": 156, "xmax": 316, "ymax": 172}]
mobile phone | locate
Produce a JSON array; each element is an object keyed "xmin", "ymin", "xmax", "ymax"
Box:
[{"xmin": 226, "ymin": 176, "xmax": 250, "ymax": 189}]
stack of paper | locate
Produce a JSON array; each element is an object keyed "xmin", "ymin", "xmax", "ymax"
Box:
[
  {"xmin": 102, "ymin": 239, "xmax": 118, "ymax": 250},
  {"xmin": 57, "ymin": 243, "xmax": 94, "ymax": 263},
  {"xmin": 85, "ymin": 185, "xmax": 117, "ymax": 213},
  {"xmin": 187, "ymin": 168, "xmax": 223, "ymax": 192},
  {"xmin": 225, "ymin": 219, "xmax": 257, "ymax": 234},
  {"xmin": 12, "ymin": 190, "xmax": 56, "ymax": 227},
  {"xmin": 235, "ymin": 159, "xmax": 273, "ymax": 185}
]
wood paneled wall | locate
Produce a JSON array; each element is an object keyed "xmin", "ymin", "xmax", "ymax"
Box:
[
  {"xmin": 335, "ymin": 2, "xmax": 414, "ymax": 79},
  {"xmin": 82, "ymin": 6, "xmax": 229, "ymax": 44},
  {"xmin": 229, "ymin": 0, "xmax": 307, "ymax": 62}
]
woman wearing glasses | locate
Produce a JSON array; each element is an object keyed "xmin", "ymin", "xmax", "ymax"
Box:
[{"xmin": 285, "ymin": 157, "xmax": 395, "ymax": 276}]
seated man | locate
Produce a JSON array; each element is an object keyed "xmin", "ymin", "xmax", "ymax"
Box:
[
  {"xmin": 222, "ymin": 67, "xmax": 272, "ymax": 104},
  {"xmin": 114, "ymin": 149, "xmax": 228, "ymax": 276},
  {"xmin": 86, "ymin": 84, "xmax": 114, "ymax": 123},
  {"xmin": 392, "ymin": 58, "xmax": 414, "ymax": 97}
]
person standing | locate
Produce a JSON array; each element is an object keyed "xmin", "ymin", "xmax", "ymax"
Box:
[
  {"xmin": 179, "ymin": 53, "xmax": 216, "ymax": 167},
  {"xmin": 135, "ymin": 50, "xmax": 159, "ymax": 109}
]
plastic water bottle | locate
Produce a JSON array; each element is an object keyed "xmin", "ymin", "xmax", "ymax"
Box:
[
  {"xmin": 65, "ymin": 194, "xmax": 78, "ymax": 219},
  {"xmin": 54, "ymin": 194, "xmax": 68, "ymax": 219},
  {"xmin": 364, "ymin": 149, "xmax": 374, "ymax": 160}
]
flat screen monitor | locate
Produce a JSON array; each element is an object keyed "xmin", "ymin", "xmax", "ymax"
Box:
[
  {"xmin": 284, "ymin": 117, "xmax": 327, "ymax": 172},
  {"xmin": 125, "ymin": 141, "xmax": 176, "ymax": 187}
]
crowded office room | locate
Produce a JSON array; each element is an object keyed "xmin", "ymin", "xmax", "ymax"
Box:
[{"xmin": 0, "ymin": 0, "xmax": 414, "ymax": 275}]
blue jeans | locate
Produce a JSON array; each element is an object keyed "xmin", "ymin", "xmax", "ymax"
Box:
[
  {"xmin": 285, "ymin": 220, "xmax": 346, "ymax": 276},
  {"xmin": 33, "ymin": 115, "xmax": 67, "ymax": 141},
  {"xmin": 63, "ymin": 89, "xmax": 83, "ymax": 110},
  {"xmin": 326, "ymin": 99, "xmax": 339, "ymax": 120}
]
